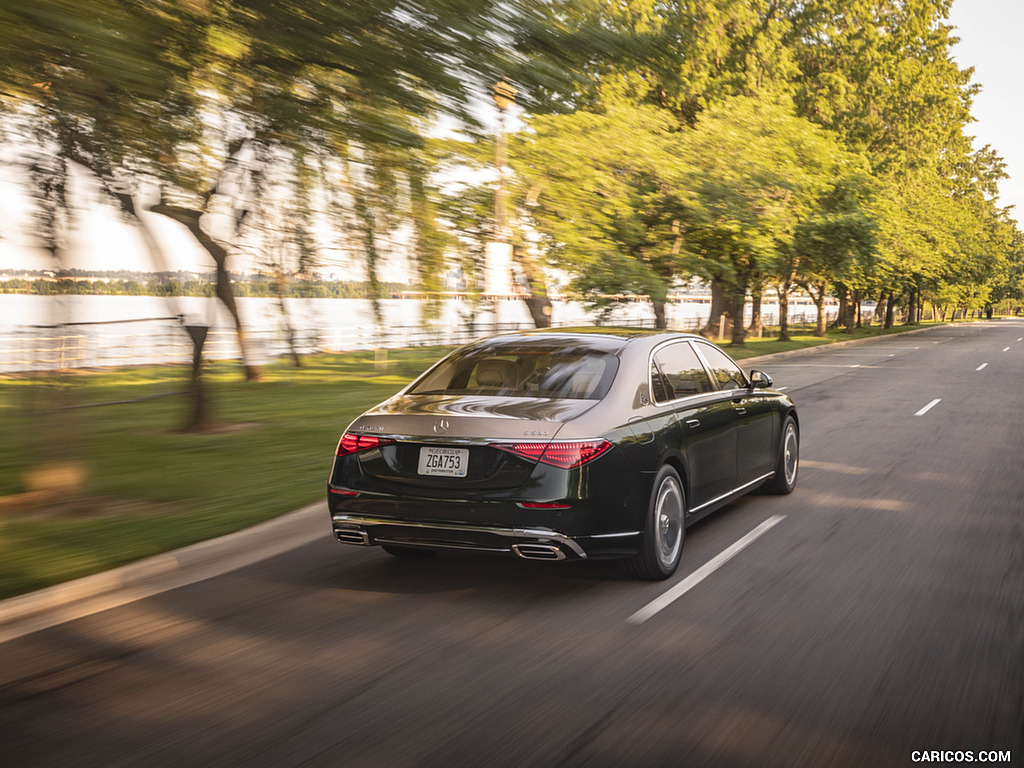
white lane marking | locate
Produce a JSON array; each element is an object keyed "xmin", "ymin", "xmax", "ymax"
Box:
[
  {"xmin": 801, "ymin": 460, "xmax": 870, "ymax": 476},
  {"xmin": 626, "ymin": 515, "xmax": 786, "ymax": 625},
  {"xmin": 977, "ymin": 363, "xmax": 988, "ymax": 371},
  {"xmin": 1018, "ymin": 338, "xmax": 1022, "ymax": 342},
  {"xmin": 915, "ymin": 399, "xmax": 941, "ymax": 416},
  {"xmin": 1002, "ymin": 347, "xmax": 1010, "ymax": 352},
  {"xmin": 777, "ymin": 386, "xmax": 789, "ymax": 391}
]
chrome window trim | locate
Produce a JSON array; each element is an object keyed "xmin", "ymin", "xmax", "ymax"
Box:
[
  {"xmin": 690, "ymin": 339, "xmax": 750, "ymax": 391},
  {"xmin": 646, "ymin": 338, "xmax": 725, "ymax": 409}
]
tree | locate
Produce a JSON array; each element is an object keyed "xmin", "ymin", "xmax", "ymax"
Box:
[
  {"xmin": 792, "ymin": 173, "xmax": 878, "ymax": 336},
  {"xmin": 790, "ymin": 0, "xmax": 976, "ymax": 176},
  {"xmin": 670, "ymin": 95, "xmax": 877, "ymax": 343},
  {"xmin": 3, "ymin": 0, "xmax": 542, "ymax": 377},
  {"xmin": 512, "ymin": 105, "xmax": 690, "ymax": 328}
]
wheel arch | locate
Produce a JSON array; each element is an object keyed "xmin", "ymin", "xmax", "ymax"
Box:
[{"xmin": 661, "ymin": 454, "xmax": 689, "ymax": 511}]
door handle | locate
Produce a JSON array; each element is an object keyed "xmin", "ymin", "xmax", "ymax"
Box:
[
  {"xmin": 685, "ymin": 419, "xmax": 700, "ymax": 429},
  {"xmin": 734, "ymin": 407, "xmax": 746, "ymax": 415}
]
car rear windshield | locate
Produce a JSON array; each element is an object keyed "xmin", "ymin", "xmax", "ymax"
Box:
[{"xmin": 407, "ymin": 344, "xmax": 619, "ymax": 400}]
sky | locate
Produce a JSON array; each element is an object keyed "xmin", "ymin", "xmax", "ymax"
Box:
[
  {"xmin": 1, "ymin": 0, "xmax": 1022, "ymax": 275},
  {"xmin": 947, "ymin": 0, "xmax": 1024, "ymax": 223}
]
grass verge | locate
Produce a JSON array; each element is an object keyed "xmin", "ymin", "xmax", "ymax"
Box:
[{"xmin": 0, "ymin": 319, "xmax": 968, "ymax": 600}]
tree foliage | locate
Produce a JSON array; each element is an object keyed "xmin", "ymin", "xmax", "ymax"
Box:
[{"xmin": 1, "ymin": 0, "xmax": 1021, "ymax": 349}]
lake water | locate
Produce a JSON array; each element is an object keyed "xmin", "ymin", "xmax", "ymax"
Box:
[{"xmin": 0, "ymin": 293, "xmax": 833, "ymax": 371}]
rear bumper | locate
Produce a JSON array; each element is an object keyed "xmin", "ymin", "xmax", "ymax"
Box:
[{"xmin": 331, "ymin": 512, "xmax": 590, "ymax": 561}]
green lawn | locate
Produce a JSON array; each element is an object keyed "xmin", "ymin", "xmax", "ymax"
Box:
[
  {"xmin": 0, "ymin": 320, "xmax": 963, "ymax": 599},
  {"xmin": 0, "ymin": 350, "xmax": 440, "ymax": 599}
]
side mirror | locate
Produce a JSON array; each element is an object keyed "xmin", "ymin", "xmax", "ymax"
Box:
[{"xmin": 749, "ymin": 370, "xmax": 773, "ymax": 389}]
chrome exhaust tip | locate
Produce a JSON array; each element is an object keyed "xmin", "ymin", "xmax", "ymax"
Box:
[
  {"xmin": 512, "ymin": 543, "xmax": 566, "ymax": 561},
  {"xmin": 334, "ymin": 528, "xmax": 371, "ymax": 546}
]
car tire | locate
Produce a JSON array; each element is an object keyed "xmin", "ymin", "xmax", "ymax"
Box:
[
  {"xmin": 626, "ymin": 465, "xmax": 686, "ymax": 580},
  {"xmin": 763, "ymin": 416, "xmax": 799, "ymax": 495},
  {"xmin": 381, "ymin": 544, "xmax": 437, "ymax": 559}
]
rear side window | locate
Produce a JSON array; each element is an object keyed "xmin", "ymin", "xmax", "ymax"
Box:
[
  {"xmin": 408, "ymin": 345, "xmax": 619, "ymax": 400},
  {"xmin": 651, "ymin": 342, "xmax": 715, "ymax": 403}
]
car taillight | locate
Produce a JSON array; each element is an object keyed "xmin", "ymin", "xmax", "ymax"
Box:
[
  {"xmin": 493, "ymin": 440, "xmax": 612, "ymax": 469},
  {"xmin": 336, "ymin": 432, "xmax": 394, "ymax": 457}
]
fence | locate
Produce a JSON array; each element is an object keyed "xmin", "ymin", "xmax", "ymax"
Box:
[{"xmin": 1, "ymin": 307, "xmax": 845, "ymax": 375}]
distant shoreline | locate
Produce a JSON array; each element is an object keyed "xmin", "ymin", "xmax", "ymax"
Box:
[{"xmin": 0, "ymin": 277, "xmax": 409, "ymax": 300}]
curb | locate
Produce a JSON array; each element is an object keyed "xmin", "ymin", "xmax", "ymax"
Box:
[
  {"xmin": 0, "ymin": 500, "xmax": 329, "ymax": 644},
  {"xmin": 736, "ymin": 323, "xmax": 951, "ymax": 367}
]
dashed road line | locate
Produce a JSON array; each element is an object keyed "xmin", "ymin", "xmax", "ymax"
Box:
[
  {"xmin": 1002, "ymin": 347, "xmax": 1010, "ymax": 352},
  {"xmin": 915, "ymin": 399, "xmax": 941, "ymax": 416},
  {"xmin": 626, "ymin": 515, "xmax": 786, "ymax": 625},
  {"xmin": 976, "ymin": 363, "xmax": 988, "ymax": 371}
]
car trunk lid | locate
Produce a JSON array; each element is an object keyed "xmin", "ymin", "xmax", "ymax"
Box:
[{"xmin": 346, "ymin": 394, "xmax": 596, "ymax": 490}]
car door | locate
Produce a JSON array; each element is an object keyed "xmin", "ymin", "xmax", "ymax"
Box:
[
  {"xmin": 693, "ymin": 341, "xmax": 776, "ymax": 488},
  {"xmin": 651, "ymin": 341, "xmax": 739, "ymax": 511}
]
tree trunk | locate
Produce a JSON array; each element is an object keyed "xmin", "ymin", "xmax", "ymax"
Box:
[
  {"xmin": 884, "ymin": 292, "xmax": 896, "ymax": 329},
  {"xmin": 701, "ymin": 278, "xmax": 728, "ymax": 337},
  {"xmin": 906, "ymin": 283, "xmax": 919, "ymax": 326},
  {"xmin": 151, "ymin": 203, "xmax": 261, "ymax": 381},
  {"xmin": 185, "ymin": 325, "xmax": 212, "ymax": 431},
  {"xmin": 274, "ymin": 278, "xmax": 302, "ymax": 367},
  {"xmin": 514, "ymin": 246, "xmax": 553, "ymax": 328},
  {"xmin": 652, "ymin": 298, "xmax": 667, "ymax": 330},
  {"xmin": 811, "ymin": 281, "xmax": 828, "ymax": 337},
  {"xmin": 747, "ymin": 282, "xmax": 763, "ymax": 336},
  {"xmin": 778, "ymin": 278, "xmax": 792, "ymax": 342},
  {"xmin": 730, "ymin": 284, "xmax": 747, "ymax": 346},
  {"xmin": 854, "ymin": 290, "xmax": 862, "ymax": 329},
  {"xmin": 106, "ymin": 192, "xmax": 215, "ymax": 429},
  {"xmin": 351, "ymin": 190, "xmax": 385, "ymax": 338},
  {"xmin": 845, "ymin": 288, "xmax": 857, "ymax": 333},
  {"xmin": 871, "ymin": 293, "xmax": 885, "ymax": 326},
  {"xmin": 833, "ymin": 283, "xmax": 849, "ymax": 331}
]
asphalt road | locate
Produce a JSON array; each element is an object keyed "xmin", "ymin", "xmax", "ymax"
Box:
[{"xmin": 2, "ymin": 321, "xmax": 1022, "ymax": 768}]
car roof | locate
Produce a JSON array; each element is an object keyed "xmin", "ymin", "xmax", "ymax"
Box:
[{"xmin": 469, "ymin": 327, "xmax": 705, "ymax": 354}]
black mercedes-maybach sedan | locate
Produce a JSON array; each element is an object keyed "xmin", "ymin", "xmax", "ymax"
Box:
[{"xmin": 328, "ymin": 328, "xmax": 798, "ymax": 579}]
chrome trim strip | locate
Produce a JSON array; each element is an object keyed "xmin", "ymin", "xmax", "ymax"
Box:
[
  {"xmin": 689, "ymin": 472, "xmax": 775, "ymax": 514},
  {"xmin": 374, "ymin": 537, "xmax": 511, "ymax": 553},
  {"xmin": 331, "ymin": 515, "xmax": 588, "ymax": 558},
  {"xmin": 590, "ymin": 531, "xmax": 641, "ymax": 538},
  {"xmin": 367, "ymin": 435, "xmax": 491, "ymax": 446}
]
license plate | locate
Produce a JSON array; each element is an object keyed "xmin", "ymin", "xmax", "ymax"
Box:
[{"xmin": 417, "ymin": 446, "xmax": 469, "ymax": 477}]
